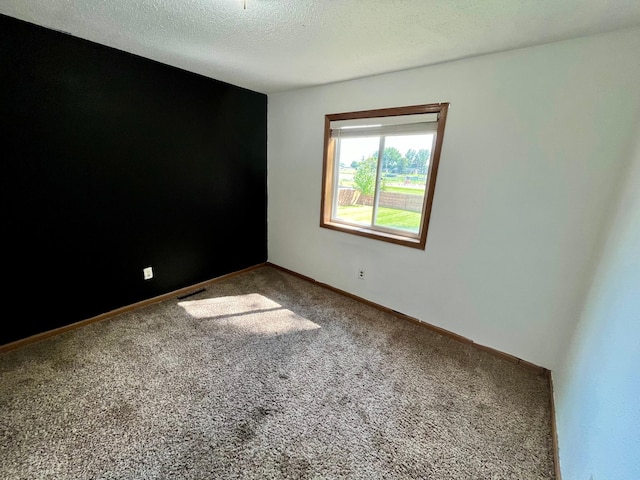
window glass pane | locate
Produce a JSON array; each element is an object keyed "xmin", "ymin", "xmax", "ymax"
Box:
[
  {"xmin": 333, "ymin": 136, "xmax": 380, "ymax": 227},
  {"xmin": 374, "ymin": 134, "xmax": 433, "ymax": 233}
]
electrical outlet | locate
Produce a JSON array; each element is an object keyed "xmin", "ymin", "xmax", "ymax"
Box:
[
  {"xmin": 143, "ymin": 266, "xmax": 153, "ymax": 280},
  {"xmin": 358, "ymin": 269, "xmax": 365, "ymax": 280}
]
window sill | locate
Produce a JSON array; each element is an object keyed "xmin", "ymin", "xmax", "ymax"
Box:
[{"xmin": 320, "ymin": 220, "xmax": 425, "ymax": 249}]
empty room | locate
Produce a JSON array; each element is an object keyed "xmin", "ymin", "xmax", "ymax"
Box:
[{"xmin": 1, "ymin": 1, "xmax": 638, "ymax": 479}]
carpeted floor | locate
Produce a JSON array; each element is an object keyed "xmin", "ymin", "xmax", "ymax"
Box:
[{"xmin": 0, "ymin": 265, "xmax": 555, "ymax": 479}]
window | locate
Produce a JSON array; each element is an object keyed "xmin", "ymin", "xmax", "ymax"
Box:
[{"xmin": 320, "ymin": 103, "xmax": 449, "ymax": 249}]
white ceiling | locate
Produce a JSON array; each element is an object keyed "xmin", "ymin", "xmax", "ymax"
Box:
[{"xmin": 2, "ymin": 0, "xmax": 640, "ymax": 94}]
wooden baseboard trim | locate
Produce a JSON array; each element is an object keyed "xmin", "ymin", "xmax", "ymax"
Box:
[
  {"xmin": 0, "ymin": 262, "xmax": 267, "ymax": 354},
  {"xmin": 548, "ymin": 372, "xmax": 562, "ymax": 479},
  {"xmin": 266, "ymin": 262, "xmax": 549, "ymax": 377},
  {"xmin": 3, "ymin": 259, "xmax": 550, "ymax": 380}
]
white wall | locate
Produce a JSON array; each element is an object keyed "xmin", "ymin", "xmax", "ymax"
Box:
[
  {"xmin": 267, "ymin": 27, "xmax": 640, "ymax": 370},
  {"xmin": 554, "ymin": 125, "xmax": 640, "ymax": 480}
]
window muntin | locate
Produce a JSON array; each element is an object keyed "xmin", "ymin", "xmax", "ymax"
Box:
[{"xmin": 320, "ymin": 104, "xmax": 448, "ymax": 249}]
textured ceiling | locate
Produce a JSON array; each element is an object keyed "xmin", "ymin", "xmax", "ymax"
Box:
[{"xmin": 2, "ymin": 0, "xmax": 640, "ymax": 94}]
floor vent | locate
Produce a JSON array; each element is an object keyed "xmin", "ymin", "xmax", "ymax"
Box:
[{"xmin": 177, "ymin": 288, "xmax": 206, "ymax": 300}]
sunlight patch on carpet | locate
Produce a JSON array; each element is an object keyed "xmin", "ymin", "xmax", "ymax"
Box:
[{"xmin": 178, "ymin": 293, "xmax": 321, "ymax": 335}]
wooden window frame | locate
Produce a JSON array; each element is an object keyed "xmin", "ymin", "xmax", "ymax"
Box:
[{"xmin": 320, "ymin": 103, "xmax": 449, "ymax": 249}]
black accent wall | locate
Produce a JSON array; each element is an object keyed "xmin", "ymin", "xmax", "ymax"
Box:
[{"xmin": 0, "ymin": 14, "xmax": 268, "ymax": 345}]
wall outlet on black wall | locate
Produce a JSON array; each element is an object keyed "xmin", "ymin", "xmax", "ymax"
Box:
[{"xmin": 143, "ymin": 267, "xmax": 154, "ymax": 280}]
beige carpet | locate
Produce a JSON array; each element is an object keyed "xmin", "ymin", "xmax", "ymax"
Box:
[{"xmin": 0, "ymin": 265, "xmax": 554, "ymax": 479}]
